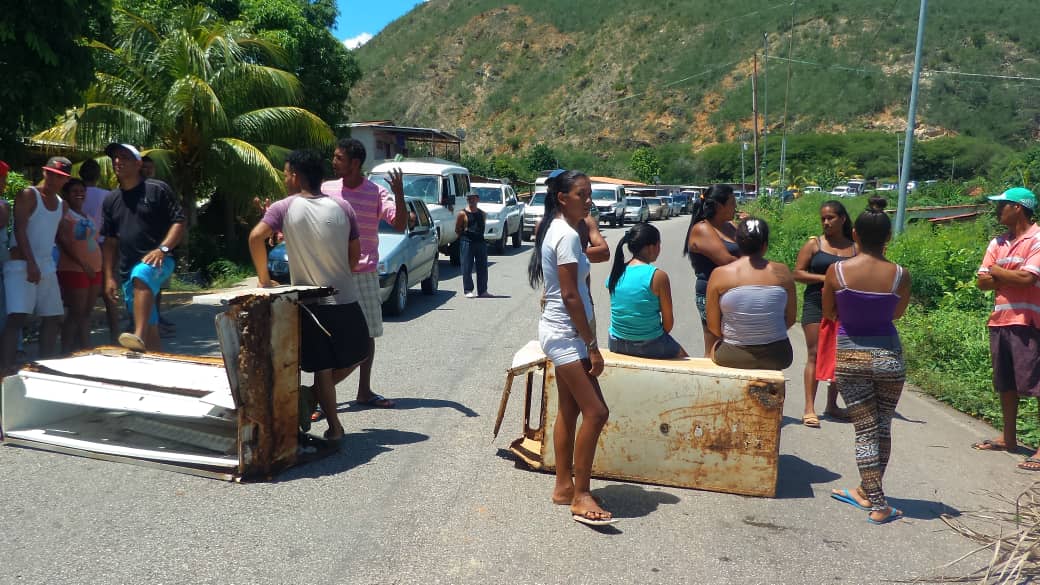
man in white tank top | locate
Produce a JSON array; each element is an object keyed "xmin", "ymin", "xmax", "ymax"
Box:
[{"xmin": 0, "ymin": 157, "xmax": 71, "ymax": 369}]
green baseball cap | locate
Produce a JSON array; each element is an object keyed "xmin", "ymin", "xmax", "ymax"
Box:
[{"xmin": 988, "ymin": 187, "xmax": 1037, "ymax": 210}]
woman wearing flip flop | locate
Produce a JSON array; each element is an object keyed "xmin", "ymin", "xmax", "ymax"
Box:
[
  {"xmin": 822, "ymin": 197, "xmax": 911, "ymax": 525},
  {"xmin": 528, "ymin": 170, "xmax": 616, "ymax": 526},
  {"xmin": 793, "ymin": 200, "xmax": 856, "ymax": 428}
]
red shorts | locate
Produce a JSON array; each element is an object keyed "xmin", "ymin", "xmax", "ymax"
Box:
[{"xmin": 57, "ymin": 270, "xmax": 102, "ymax": 289}]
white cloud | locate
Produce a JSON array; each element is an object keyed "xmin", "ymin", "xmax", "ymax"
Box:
[{"xmin": 342, "ymin": 33, "xmax": 373, "ymax": 50}]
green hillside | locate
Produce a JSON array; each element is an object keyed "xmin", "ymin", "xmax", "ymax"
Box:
[{"xmin": 350, "ymin": 0, "xmax": 1040, "ymax": 157}]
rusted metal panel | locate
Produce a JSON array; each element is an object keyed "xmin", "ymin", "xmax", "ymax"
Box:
[
  {"xmin": 504, "ymin": 349, "xmax": 786, "ymax": 497},
  {"xmin": 1, "ymin": 286, "xmax": 333, "ymax": 481}
]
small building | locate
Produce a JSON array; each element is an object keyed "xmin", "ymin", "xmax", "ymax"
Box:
[{"xmin": 340, "ymin": 121, "xmax": 463, "ymax": 171}]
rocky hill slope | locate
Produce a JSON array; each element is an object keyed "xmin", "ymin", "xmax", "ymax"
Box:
[{"xmin": 350, "ymin": 0, "xmax": 1040, "ymax": 155}]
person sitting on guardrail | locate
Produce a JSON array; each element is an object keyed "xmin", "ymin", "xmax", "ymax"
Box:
[
  {"xmin": 974, "ymin": 187, "xmax": 1040, "ymax": 472},
  {"xmin": 683, "ymin": 184, "xmax": 740, "ymax": 356},
  {"xmin": 706, "ymin": 217, "xmax": 796, "ymax": 371},
  {"xmin": 605, "ymin": 223, "xmax": 687, "ymax": 359},
  {"xmin": 248, "ymin": 149, "xmax": 367, "ymax": 443},
  {"xmin": 822, "ymin": 197, "xmax": 911, "ymax": 525},
  {"xmin": 527, "ymin": 169, "xmax": 616, "ymax": 526}
]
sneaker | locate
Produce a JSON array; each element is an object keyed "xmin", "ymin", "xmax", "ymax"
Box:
[{"xmin": 464, "ymin": 291, "xmax": 476, "ymax": 298}]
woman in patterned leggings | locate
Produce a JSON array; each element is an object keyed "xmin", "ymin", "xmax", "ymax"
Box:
[{"xmin": 821, "ymin": 197, "xmax": 912, "ymax": 524}]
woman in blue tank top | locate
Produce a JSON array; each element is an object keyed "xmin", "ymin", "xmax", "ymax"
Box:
[{"xmin": 605, "ymin": 223, "xmax": 687, "ymax": 359}]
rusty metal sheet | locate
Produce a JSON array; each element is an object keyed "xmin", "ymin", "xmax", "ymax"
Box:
[
  {"xmin": 2, "ymin": 287, "xmax": 332, "ymax": 481},
  {"xmin": 506, "ymin": 350, "xmax": 786, "ymax": 498}
]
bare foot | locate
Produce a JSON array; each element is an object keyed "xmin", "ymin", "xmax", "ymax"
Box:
[
  {"xmin": 571, "ymin": 493, "xmax": 612, "ymax": 521},
  {"xmin": 551, "ymin": 484, "xmax": 574, "ymax": 505}
]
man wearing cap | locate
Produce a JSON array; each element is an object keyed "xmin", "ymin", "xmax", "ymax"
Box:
[
  {"xmin": 0, "ymin": 157, "xmax": 71, "ymax": 368},
  {"xmin": 101, "ymin": 143, "xmax": 185, "ymax": 352},
  {"xmin": 974, "ymin": 187, "xmax": 1040, "ymax": 470}
]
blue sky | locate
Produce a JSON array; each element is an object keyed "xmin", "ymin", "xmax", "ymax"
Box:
[{"xmin": 334, "ymin": 0, "xmax": 426, "ymax": 49}]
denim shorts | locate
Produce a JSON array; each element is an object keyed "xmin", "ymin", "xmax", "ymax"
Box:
[{"xmin": 608, "ymin": 332, "xmax": 683, "ymax": 360}]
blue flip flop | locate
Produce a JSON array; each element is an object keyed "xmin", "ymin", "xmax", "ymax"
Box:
[
  {"xmin": 867, "ymin": 507, "xmax": 903, "ymax": 525},
  {"xmin": 830, "ymin": 488, "xmax": 870, "ymax": 511}
]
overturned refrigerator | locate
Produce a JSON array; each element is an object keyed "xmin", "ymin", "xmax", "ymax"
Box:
[
  {"xmin": 0, "ymin": 286, "xmax": 333, "ymax": 481},
  {"xmin": 495, "ymin": 342, "xmax": 786, "ymax": 497}
]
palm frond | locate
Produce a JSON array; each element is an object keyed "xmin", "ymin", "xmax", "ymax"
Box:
[
  {"xmin": 33, "ymin": 104, "xmax": 153, "ymax": 153},
  {"xmin": 162, "ymin": 76, "xmax": 229, "ymax": 138},
  {"xmin": 155, "ymin": 29, "xmax": 210, "ymax": 80},
  {"xmin": 207, "ymin": 138, "xmax": 286, "ymax": 205},
  {"xmin": 211, "ymin": 64, "xmax": 302, "ymax": 115},
  {"xmin": 140, "ymin": 148, "xmax": 176, "ymax": 183},
  {"xmin": 232, "ymin": 107, "xmax": 334, "ymax": 151}
]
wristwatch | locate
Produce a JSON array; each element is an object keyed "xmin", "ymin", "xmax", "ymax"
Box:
[{"xmin": 159, "ymin": 245, "xmax": 171, "ymax": 254}]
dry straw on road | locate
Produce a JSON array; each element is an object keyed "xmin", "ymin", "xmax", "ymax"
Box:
[{"xmin": 911, "ymin": 481, "xmax": 1040, "ymax": 584}]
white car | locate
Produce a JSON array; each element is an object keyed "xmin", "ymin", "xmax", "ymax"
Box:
[
  {"xmin": 829, "ymin": 185, "xmax": 853, "ymax": 198},
  {"xmin": 471, "ymin": 182, "xmax": 523, "ymax": 252},
  {"xmin": 523, "ymin": 189, "xmax": 546, "ymax": 241},
  {"xmin": 369, "ymin": 158, "xmax": 471, "ymax": 265}
]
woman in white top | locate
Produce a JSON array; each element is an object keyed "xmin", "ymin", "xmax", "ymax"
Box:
[
  {"xmin": 527, "ymin": 169, "xmax": 614, "ymax": 526},
  {"xmin": 706, "ymin": 217, "xmax": 796, "ymax": 370}
]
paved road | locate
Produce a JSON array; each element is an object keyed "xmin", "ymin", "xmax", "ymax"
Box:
[{"xmin": 1, "ymin": 216, "xmax": 1035, "ymax": 584}]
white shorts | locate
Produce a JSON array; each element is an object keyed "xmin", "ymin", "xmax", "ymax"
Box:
[
  {"xmin": 355, "ymin": 271, "xmax": 383, "ymax": 338},
  {"xmin": 538, "ymin": 321, "xmax": 588, "ymax": 367},
  {"xmin": 4, "ymin": 261, "xmax": 64, "ymax": 317}
]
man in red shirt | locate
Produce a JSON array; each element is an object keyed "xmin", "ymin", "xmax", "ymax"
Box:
[{"xmin": 974, "ymin": 187, "xmax": 1040, "ymax": 470}]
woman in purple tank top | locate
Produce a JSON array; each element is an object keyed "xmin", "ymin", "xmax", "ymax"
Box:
[{"xmin": 821, "ymin": 197, "xmax": 912, "ymax": 525}]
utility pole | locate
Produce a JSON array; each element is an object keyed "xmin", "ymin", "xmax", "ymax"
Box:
[
  {"xmin": 896, "ymin": 0, "xmax": 928, "ymax": 235},
  {"xmin": 762, "ymin": 34, "xmax": 769, "ymax": 178},
  {"xmin": 741, "ymin": 142, "xmax": 747, "ymax": 190},
  {"xmin": 896, "ymin": 135, "xmax": 902, "ymax": 180},
  {"xmin": 752, "ymin": 54, "xmax": 761, "ymax": 196}
]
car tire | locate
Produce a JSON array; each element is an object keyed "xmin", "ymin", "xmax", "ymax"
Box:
[
  {"xmin": 421, "ymin": 260, "xmax": 438, "ymax": 295},
  {"xmin": 511, "ymin": 224, "xmax": 522, "ymax": 248},
  {"xmin": 383, "ymin": 268, "xmax": 408, "ymax": 316},
  {"xmin": 495, "ymin": 230, "xmax": 507, "ymax": 254}
]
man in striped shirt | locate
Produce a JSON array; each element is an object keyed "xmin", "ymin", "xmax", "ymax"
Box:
[
  {"xmin": 974, "ymin": 187, "xmax": 1040, "ymax": 470},
  {"xmin": 320, "ymin": 138, "xmax": 406, "ymax": 409}
]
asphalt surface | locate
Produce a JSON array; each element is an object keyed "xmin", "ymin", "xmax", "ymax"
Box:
[{"xmin": 1, "ymin": 216, "xmax": 1036, "ymax": 584}]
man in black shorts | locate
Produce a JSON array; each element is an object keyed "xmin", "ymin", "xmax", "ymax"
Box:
[{"xmin": 248, "ymin": 149, "xmax": 368, "ymax": 441}]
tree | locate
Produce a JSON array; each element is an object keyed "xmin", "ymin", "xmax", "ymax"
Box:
[
  {"xmin": 36, "ymin": 5, "xmax": 334, "ymax": 261},
  {"xmin": 116, "ymin": 0, "xmax": 361, "ymax": 129},
  {"xmin": 524, "ymin": 144, "xmax": 557, "ymax": 173},
  {"xmin": 0, "ymin": 0, "xmax": 112, "ymax": 158},
  {"xmin": 630, "ymin": 147, "xmax": 662, "ymax": 184}
]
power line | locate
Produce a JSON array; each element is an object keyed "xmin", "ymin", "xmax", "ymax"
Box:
[{"xmin": 603, "ymin": 61, "xmax": 742, "ymax": 106}]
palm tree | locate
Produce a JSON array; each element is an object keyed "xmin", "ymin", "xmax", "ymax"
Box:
[{"xmin": 36, "ymin": 5, "xmax": 334, "ymax": 259}]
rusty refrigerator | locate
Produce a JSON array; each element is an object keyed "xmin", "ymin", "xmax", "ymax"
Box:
[
  {"xmin": 0, "ymin": 286, "xmax": 333, "ymax": 481},
  {"xmin": 497, "ymin": 343, "xmax": 786, "ymax": 497}
]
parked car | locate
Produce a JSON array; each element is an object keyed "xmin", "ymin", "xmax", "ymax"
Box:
[
  {"xmin": 875, "ymin": 182, "xmax": 898, "ymax": 192},
  {"xmin": 672, "ymin": 192, "xmax": 691, "ymax": 214},
  {"xmin": 644, "ymin": 197, "xmax": 666, "ymax": 220},
  {"xmin": 591, "ymin": 183, "xmax": 627, "ymax": 227},
  {"xmin": 802, "ymin": 185, "xmax": 823, "ymax": 193},
  {"xmin": 266, "ymin": 198, "xmax": 439, "ymax": 316},
  {"xmin": 846, "ymin": 180, "xmax": 867, "ymax": 196},
  {"xmin": 829, "ymin": 185, "xmax": 853, "ymax": 198},
  {"xmin": 523, "ymin": 190, "xmax": 546, "ymax": 241},
  {"xmin": 369, "ymin": 158, "xmax": 470, "ymax": 265},
  {"xmin": 623, "ymin": 196, "xmax": 649, "ymax": 223},
  {"xmin": 666, "ymin": 195, "xmax": 683, "ymax": 217},
  {"xmin": 471, "ymin": 182, "xmax": 523, "ymax": 253}
]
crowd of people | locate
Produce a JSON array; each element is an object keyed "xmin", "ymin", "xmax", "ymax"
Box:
[
  {"xmin": 529, "ymin": 171, "xmax": 1039, "ymax": 527},
  {"xmin": 0, "ymin": 145, "xmax": 183, "ymax": 367}
]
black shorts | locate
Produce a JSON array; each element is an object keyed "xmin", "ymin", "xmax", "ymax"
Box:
[
  {"xmin": 990, "ymin": 325, "xmax": 1040, "ymax": 397},
  {"xmin": 300, "ymin": 302, "xmax": 369, "ymax": 373},
  {"xmin": 801, "ymin": 290, "xmax": 823, "ymax": 325}
]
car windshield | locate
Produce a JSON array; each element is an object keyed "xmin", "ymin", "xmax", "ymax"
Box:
[
  {"xmin": 473, "ymin": 187, "xmax": 504, "ymax": 203},
  {"xmin": 592, "ymin": 189, "xmax": 616, "ymax": 201},
  {"xmin": 647, "ymin": 198, "xmax": 661, "ymax": 204},
  {"xmin": 531, "ymin": 193, "xmax": 546, "ymax": 205},
  {"xmin": 371, "ymin": 173, "xmax": 441, "ymax": 205},
  {"xmin": 625, "ymin": 198, "xmax": 641, "ymax": 206}
]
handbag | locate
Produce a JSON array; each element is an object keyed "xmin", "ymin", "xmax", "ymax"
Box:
[{"xmin": 815, "ymin": 317, "xmax": 839, "ymax": 383}]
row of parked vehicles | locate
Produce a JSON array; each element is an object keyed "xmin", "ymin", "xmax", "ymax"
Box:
[{"xmin": 267, "ymin": 159, "xmax": 705, "ymax": 316}]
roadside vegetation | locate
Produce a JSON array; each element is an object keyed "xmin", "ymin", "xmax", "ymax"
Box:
[{"xmin": 743, "ymin": 186, "xmax": 1038, "ymax": 446}]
